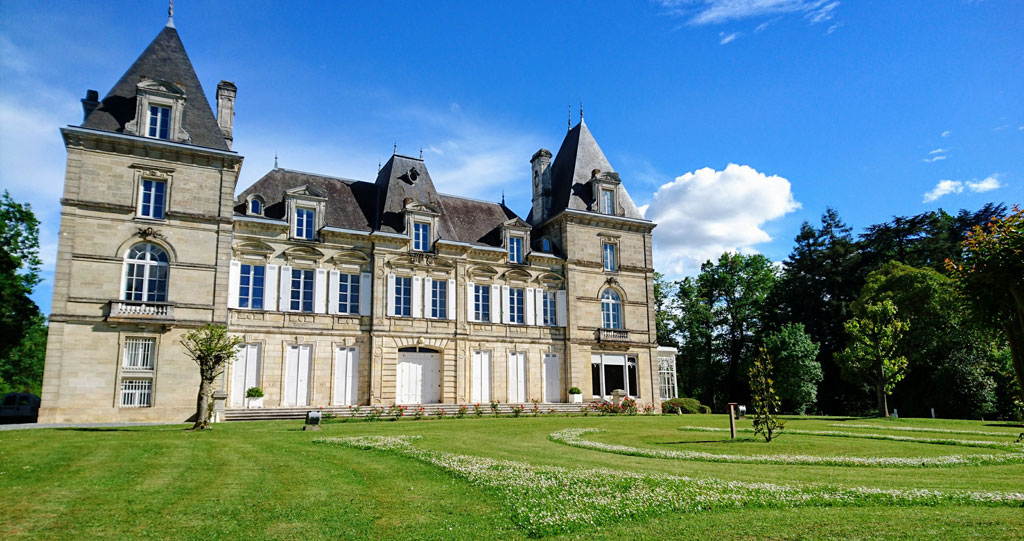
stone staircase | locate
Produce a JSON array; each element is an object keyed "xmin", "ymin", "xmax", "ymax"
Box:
[{"xmin": 224, "ymin": 402, "xmax": 588, "ymax": 422}]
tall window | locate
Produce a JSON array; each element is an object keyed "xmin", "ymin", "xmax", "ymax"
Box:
[
  {"xmin": 148, "ymin": 105, "xmax": 170, "ymax": 140},
  {"xmin": 123, "ymin": 243, "xmax": 169, "ymax": 302},
  {"xmin": 542, "ymin": 290, "xmax": 557, "ymax": 326},
  {"xmin": 431, "ymin": 280, "xmax": 447, "ymax": 318},
  {"xmin": 600, "ymin": 188, "xmax": 615, "ymax": 215},
  {"xmin": 603, "ymin": 242, "xmax": 617, "ymax": 271},
  {"xmin": 138, "ymin": 179, "xmax": 166, "ymax": 219},
  {"xmin": 508, "ymin": 236, "xmax": 524, "ymax": 263},
  {"xmin": 413, "ymin": 222, "xmax": 431, "ymax": 252},
  {"xmin": 238, "ymin": 264, "xmax": 265, "ymax": 309},
  {"xmin": 249, "ymin": 197, "xmax": 263, "ymax": 215},
  {"xmin": 659, "ymin": 357, "xmax": 678, "ymax": 400},
  {"xmin": 123, "ymin": 338, "xmax": 155, "ymax": 370},
  {"xmin": 294, "ymin": 207, "xmax": 315, "ymax": 239},
  {"xmin": 508, "ymin": 287, "xmax": 525, "ymax": 324},
  {"xmin": 338, "ymin": 273, "xmax": 361, "ymax": 314},
  {"xmin": 290, "ymin": 269, "xmax": 314, "ymax": 312},
  {"xmin": 591, "ymin": 354, "xmax": 638, "ymax": 397},
  {"xmin": 394, "ymin": 276, "xmax": 412, "ymax": 317},
  {"xmin": 120, "ymin": 379, "xmax": 152, "ymax": 407},
  {"xmin": 474, "ymin": 284, "xmax": 490, "ymax": 322},
  {"xmin": 601, "ymin": 289, "xmax": 622, "ymax": 329}
]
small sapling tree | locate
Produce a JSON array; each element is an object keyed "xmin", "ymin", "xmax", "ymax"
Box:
[
  {"xmin": 839, "ymin": 300, "xmax": 908, "ymax": 417},
  {"xmin": 181, "ymin": 324, "xmax": 242, "ymax": 430},
  {"xmin": 749, "ymin": 347, "xmax": 784, "ymax": 442}
]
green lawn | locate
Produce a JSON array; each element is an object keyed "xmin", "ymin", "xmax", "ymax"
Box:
[{"xmin": 1, "ymin": 415, "xmax": 1022, "ymax": 539}]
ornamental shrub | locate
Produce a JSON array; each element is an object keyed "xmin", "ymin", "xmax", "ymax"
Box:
[
  {"xmin": 699, "ymin": 405, "xmax": 712, "ymax": 414},
  {"xmin": 568, "ymin": 386, "xmax": 582, "ymax": 395},
  {"xmin": 245, "ymin": 386, "xmax": 264, "ymax": 398},
  {"xmin": 662, "ymin": 397, "xmax": 702, "ymax": 414}
]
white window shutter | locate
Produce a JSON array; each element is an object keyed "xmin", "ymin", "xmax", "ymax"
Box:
[
  {"xmin": 556, "ymin": 290, "xmax": 567, "ymax": 327},
  {"xmin": 501, "ymin": 285, "xmax": 511, "ymax": 324},
  {"xmin": 279, "ymin": 265, "xmax": 292, "ymax": 312},
  {"xmin": 314, "ymin": 269, "xmax": 327, "ymax": 313},
  {"xmin": 359, "ymin": 272, "xmax": 372, "ymax": 316},
  {"xmin": 525, "ymin": 287, "xmax": 535, "ymax": 325},
  {"xmin": 423, "ymin": 277, "xmax": 434, "ymax": 319},
  {"xmin": 386, "ymin": 273, "xmax": 396, "ymax": 317},
  {"xmin": 490, "ymin": 284, "xmax": 501, "ymax": 323},
  {"xmin": 535, "ymin": 288, "xmax": 545, "ymax": 325},
  {"xmin": 328, "ymin": 269, "xmax": 340, "ymax": 315},
  {"xmin": 228, "ymin": 260, "xmax": 241, "ymax": 309},
  {"xmin": 412, "ymin": 276, "xmax": 423, "ymax": 318},
  {"xmin": 447, "ymin": 278, "xmax": 456, "ymax": 320},
  {"xmin": 264, "ymin": 264, "xmax": 278, "ymax": 311},
  {"xmin": 466, "ymin": 281, "xmax": 476, "ymax": 322}
]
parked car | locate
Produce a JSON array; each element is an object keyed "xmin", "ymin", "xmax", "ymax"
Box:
[{"xmin": 0, "ymin": 392, "xmax": 40, "ymax": 423}]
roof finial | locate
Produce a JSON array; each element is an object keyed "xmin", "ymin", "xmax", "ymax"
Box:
[
  {"xmin": 419, "ymin": 147, "xmax": 423, "ymax": 159},
  {"xmin": 501, "ymin": 191, "xmax": 505, "ymax": 206},
  {"xmin": 567, "ymin": 87, "xmax": 572, "ymax": 132},
  {"xmin": 274, "ymin": 153, "xmax": 278, "ymax": 169},
  {"xmin": 579, "ymin": 97, "xmax": 583, "ymax": 122},
  {"xmin": 393, "ymin": 141, "xmax": 397, "ymax": 155},
  {"xmin": 167, "ymin": 0, "xmax": 175, "ymax": 27},
  {"xmin": 378, "ymin": 159, "xmax": 382, "ymax": 173}
]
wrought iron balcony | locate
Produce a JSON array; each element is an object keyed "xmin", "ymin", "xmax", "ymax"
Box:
[
  {"xmin": 597, "ymin": 328, "xmax": 630, "ymax": 342},
  {"xmin": 109, "ymin": 300, "xmax": 174, "ymax": 320}
]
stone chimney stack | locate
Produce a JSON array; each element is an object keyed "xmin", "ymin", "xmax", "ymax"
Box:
[
  {"xmin": 81, "ymin": 89, "xmax": 99, "ymax": 122},
  {"xmin": 216, "ymin": 80, "xmax": 237, "ymax": 149},
  {"xmin": 530, "ymin": 148, "xmax": 553, "ymax": 225}
]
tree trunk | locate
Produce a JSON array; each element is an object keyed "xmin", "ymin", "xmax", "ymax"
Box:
[
  {"xmin": 876, "ymin": 377, "xmax": 888, "ymax": 418},
  {"xmin": 192, "ymin": 377, "xmax": 213, "ymax": 430}
]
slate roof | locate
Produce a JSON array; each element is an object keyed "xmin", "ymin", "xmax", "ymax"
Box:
[
  {"xmin": 546, "ymin": 120, "xmax": 643, "ymax": 220},
  {"xmin": 81, "ymin": 24, "xmax": 230, "ymax": 151},
  {"xmin": 235, "ymin": 169, "xmax": 375, "ymax": 232}
]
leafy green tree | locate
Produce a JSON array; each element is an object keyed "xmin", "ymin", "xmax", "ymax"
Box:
[
  {"xmin": 763, "ymin": 323, "xmax": 821, "ymax": 414},
  {"xmin": 749, "ymin": 347, "xmax": 784, "ymax": 442},
  {"xmin": 653, "ymin": 271, "xmax": 679, "ymax": 349},
  {"xmin": 839, "ymin": 300, "xmax": 909, "ymax": 417},
  {"xmin": 0, "ymin": 191, "xmax": 47, "ymax": 395},
  {"xmin": 181, "ymin": 324, "xmax": 242, "ymax": 429}
]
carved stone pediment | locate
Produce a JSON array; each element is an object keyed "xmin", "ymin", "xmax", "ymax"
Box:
[
  {"xmin": 403, "ymin": 199, "xmax": 440, "ymax": 215},
  {"xmin": 501, "ymin": 268, "xmax": 532, "ymax": 284},
  {"xmin": 503, "ymin": 217, "xmax": 531, "ymax": 230},
  {"xmin": 285, "ymin": 184, "xmax": 327, "ymax": 199},
  {"xmin": 388, "ymin": 253, "xmax": 455, "ymax": 272},
  {"xmin": 283, "ymin": 245, "xmax": 324, "ymax": 265},
  {"xmin": 329, "ymin": 249, "xmax": 371, "ymax": 265},
  {"xmin": 233, "ymin": 240, "xmax": 275, "ymax": 259},
  {"xmin": 534, "ymin": 271, "xmax": 564, "ymax": 289},
  {"xmin": 467, "ymin": 264, "xmax": 499, "ymax": 282}
]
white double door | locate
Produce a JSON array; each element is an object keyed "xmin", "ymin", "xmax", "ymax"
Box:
[
  {"xmin": 284, "ymin": 345, "xmax": 311, "ymax": 406},
  {"xmin": 543, "ymin": 353, "xmax": 561, "ymax": 403},
  {"xmin": 231, "ymin": 343, "xmax": 260, "ymax": 407},
  {"xmin": 471, "ymin": 350, "xmax": 491, "ymax": 403},
  {"xmin": 333, "ymin": 347, "xmax": 358, "ymax": 406},
  {"xmin": 396, "ymin": 350, "xmax": 441, "ymax": 404},
  {"xmin": 507, "ymin": 352, "xmax": 527, "ymax": 403}
]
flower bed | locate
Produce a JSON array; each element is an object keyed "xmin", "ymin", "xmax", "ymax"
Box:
[
  {"xmin": 829, "ymin": 423, "xmax": 1019, "ymax": 437},
  {"xmin": 677, "ymin": 426, "xmax": 1019, "ymax": 450}
]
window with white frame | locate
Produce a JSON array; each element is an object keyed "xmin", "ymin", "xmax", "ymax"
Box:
[
  {"xmin": 122, "ymin": 337, "xmax": 155, "ymax": 370},
  {"xmin": 591, "ymin": 354, "xmax": 638, "ymax": 397},
  {"xmin": 542, "ymin": 290, "xmax": 557, "ymax": 326},
  {"xmin": 431, "ymin": 279, "xmax": 447, "ymax": 318},
  {"xmin": 338, "ymin": 273, "xmax": 361, "ymax": 314},
  {"xmin": 474, "ymin": 284, "xmax": 490, "ymax": 322},
  {"xmin": 238, "ymin": 264, "xmax": 265, "ymax": 310},
  {"xmin": 290, "ymin": 269, "xmax": 314, "ymax": 312},
  {"xmin": 138, "ymin": 178, "xmax": 166, "ymax": 220},
  {"xmin": 603, "ymin": 242, "xmax": 617, "ymax": 271},
  {"xmin": 249, "ymin": 197, "xmax": 264, "ymax": 215},
  {"xmin": 413, "ymin": 222, "xmax": 431, "ymax": 252},
  {"xmin": 658, "ymin": 357, "xmax": 678, "ymax": 400},
  {"xmin": 600, "ymin": 188, "xmax": 615, "ymax": 215},
  {"xmin": 508, "ymin": 236, "xmax": 524, "ymax": 264},
  {"xmin": 601, "ymin": 289, "xmax": 623, "ymax": 329},
  {"xmin": 508, "ymin": 287, "xmax": 525, "ymax": 324},
  {"xmin": 294, "ymin": 207, "xmax": 315, "ymax": 240},
  {"xmin": 123, "ymin": 243, "xmax": 169, "ymax": 302},
  {"xmin": 120, "ymin": 379, "xmax": 153, "ymax": 407},
  {"xmin": 394, "ymin": 276, "xmax": 412, "ymax": 317},
  {"xmin": 147, "ymin": 105, "xmax": 171, "ymax": 140}
]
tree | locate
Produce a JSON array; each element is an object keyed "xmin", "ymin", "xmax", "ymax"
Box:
[
  {"xmin": 763, "ymin": 323, "xmax": 821, "ymax": 414},
  {"xmin": 181, "ymin": 324, "xmax": 242, "ymax": 429},
  {"xmin": 749, "ymin": 347, "xmax": 784, "ymax": 442},
  {"xmin": 653, "ymin": 271, "xmax": 679, "ymax": 349},
  {"xmin": 838, "ymin": 300, "xmax": 908, "ymax": 417},
  {"xmin": 947, "ymin": 206, "xmax": 1024, "ymax": 404},
  {"xmin": 0, "ymin": 191, "xmax": 47, "ymax": 395}
]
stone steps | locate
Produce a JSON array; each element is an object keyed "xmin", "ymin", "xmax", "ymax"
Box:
[{"xmin": 224, "ymin": 402, "xmax": 587, "ymax": 422}]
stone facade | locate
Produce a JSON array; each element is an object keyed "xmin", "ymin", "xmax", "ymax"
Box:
[{"xmin": 38, "ymin": 20, "xmax": 674, "ymax": 423}]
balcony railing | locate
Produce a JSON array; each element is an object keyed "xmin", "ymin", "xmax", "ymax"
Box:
[
  {"xmin": 597, "ymin": 329, "xmax": 630, "ymax": 342},
  {"xmin": 109, "ymin": 300, "xmax": 174, "ymax": 320}
]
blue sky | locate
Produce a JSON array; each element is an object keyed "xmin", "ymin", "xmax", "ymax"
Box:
[{"xmin": 1, "ymin": 1, "xmax": 1021, "ymax": 314}]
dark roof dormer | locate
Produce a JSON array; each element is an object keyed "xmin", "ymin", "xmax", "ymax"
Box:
[{"xmin": 374, "ymin": 154, "xmax": 444, "ymax": 234}]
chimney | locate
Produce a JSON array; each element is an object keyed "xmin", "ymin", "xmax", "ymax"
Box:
[
  {"xmin": 530, "ymin": 148, "xmax": 553, "ymax": 224},
  {"xmin": 81, "ymin": 89, "xmax": 99, "ymax": 122},
  {"xmin": 216, "ymin": 81, "xmax": 237, "ymax": 149}
]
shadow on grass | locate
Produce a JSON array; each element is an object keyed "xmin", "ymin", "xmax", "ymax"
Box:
[
  {"xmin": 652, "ymin": 438, "xmax": 759, "ymax": 445},
  {"xmin": 55, "ymin": 427, "xmax": 137, "ymax": 432}
]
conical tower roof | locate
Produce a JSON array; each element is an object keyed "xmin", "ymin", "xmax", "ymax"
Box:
[
  {"xmin": 82, "ymin": 24, "xmax": 230, "ymax": 150},
  {"xmin": 548, "ymin": 120, "xmax": 643, "ymax": 219}
]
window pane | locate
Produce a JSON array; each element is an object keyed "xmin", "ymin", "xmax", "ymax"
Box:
[
  {"xmin": 592, "ymin": 363, "xmax": 602, "ymax": 396},
  {"xmin": 604, "ymin": 364, "xmax": 625, "ymax": 395},
  {"xmin": 627, "ymin": 360, "xmax": 638, "ymax": 397}
]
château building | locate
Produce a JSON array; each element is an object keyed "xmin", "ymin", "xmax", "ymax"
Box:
[{"xmin": 39, "ymin": 15, "xmax": 677, "ymax": 423}]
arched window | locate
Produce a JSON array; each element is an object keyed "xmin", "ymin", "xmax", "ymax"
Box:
[
  {"xmin": 248, "ymin": 195, "xmax": 265, "ymax": 216},
  {"xmin": 123, "ymin": 243, "xmax": 169, "ymax": 302},
  {"xmin": 600, "ymin": 289, "xmax": 622, "ymax": 329}
]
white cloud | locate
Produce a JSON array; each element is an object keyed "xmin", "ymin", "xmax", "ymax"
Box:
[
  {"xmin": 929, "ymin": 148, "xmax": 947, "ymax": 154},
  {"xmin": 966, "ymin": 175, "xmax": 1001, "ymax": 193},
  {"xmin": 719, "ymin": 31, "xmax": 740, "ymax": 44},
  {"xmin": 644, "ymin": 163, "xmax": 800, "ymax": 276},
  {"xmin": 922, "ymin": 174, "xmax": 1002, "ymax": 202},
  {"xmin": 941, "ymin": 130, "xmax": 951, "ymax": 137},
  {"xmin": 658, "ymin": 0, "xmax": 841, "ymax": 25},
  {"xmin": 923, "ymin": 155, "xmax": 947, "ymax": 163}
]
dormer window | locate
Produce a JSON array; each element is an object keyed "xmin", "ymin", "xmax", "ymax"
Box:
[
  {"xmin": 148, "ymin": 105, "xmax": 171, "ymax": 140},
  {"xmin": 413, "ymin": 222, "xmax": 431, "ymax": 252},
  {"xmin": 294, "ymin": 207, "xmax": 315, "ymax": 239},
  {"xmin": 600, "ymin": 188, "xmax": 615, "ymax": 215},
  {"xmin": 248, "ymin": 195, "xmax": 265, "ymax": 216},
  {"xmin": 508, "ymin": 236, "xmax": 524, "ymax": 264}
]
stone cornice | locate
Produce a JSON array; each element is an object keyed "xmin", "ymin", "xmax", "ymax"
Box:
[
  {"xmin": 62, "ymin": 126, "xmax": 243, "ymax": 166},
  {"xmin": 537, "ymin": 209, "xmax": 656, "ymax": 233}
]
